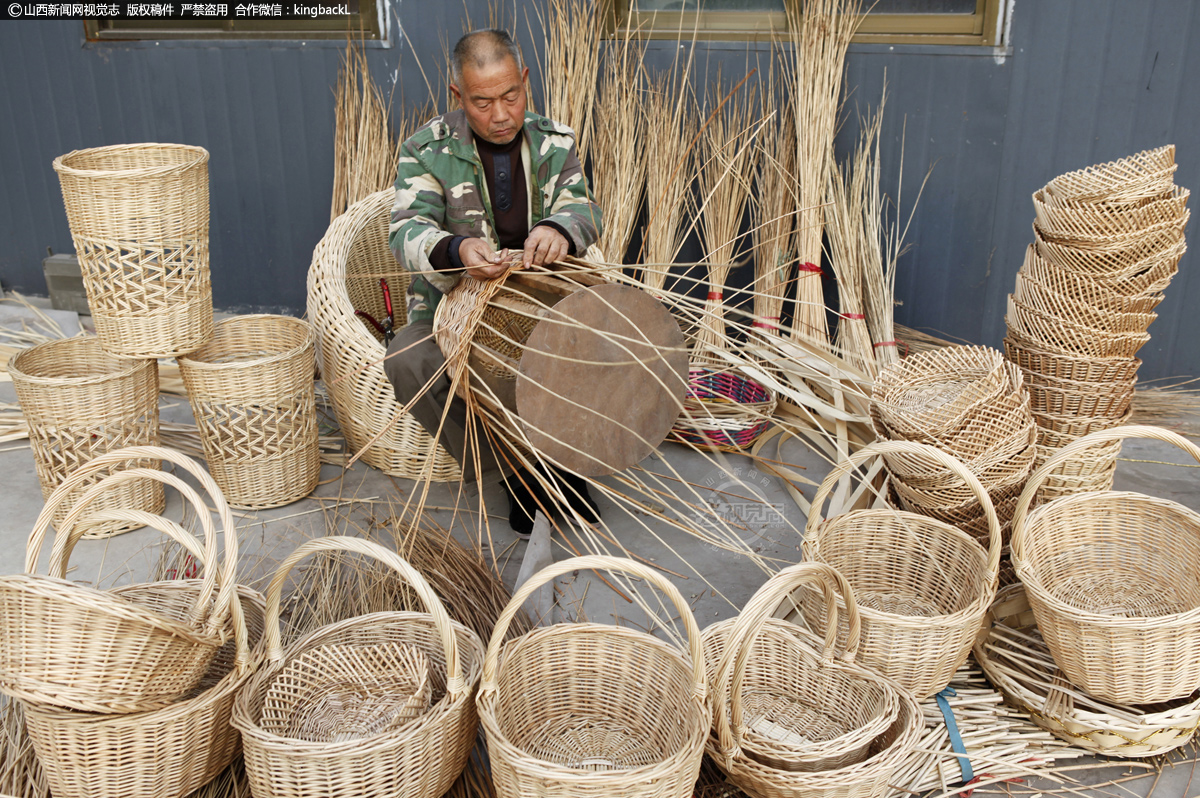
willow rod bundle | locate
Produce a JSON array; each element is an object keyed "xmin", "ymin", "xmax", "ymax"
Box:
[
  {"xmin": 750, "ymin": 92, "xmax": 797, "ymax": 335},
  {"xmin": 786, "ymin": 0, "xmax": 864, "ymax": 347},
  {"xmin": 640, "ymin": 72, "xmax": 700, "ymax": 289},
  {"xmin": 827, "ymin": 98, "xmax": 889, "ymax": 376},
  {"xmin": 692, "ymin": 80, "xmax": 761, "ymax": 355},
  {"xmin": 533, "ymin": 0, "xmax": 600, "ymax": 165},
  {"xmin": 330, "ymin": 39, "xmax": 401, "ymax": 222},
  {"xmin": 590, "ymin": 30, "xmax": 648, "ymax": 262}
]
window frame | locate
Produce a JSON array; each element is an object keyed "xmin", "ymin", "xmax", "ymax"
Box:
[
  {"xmin": 83, "ymin": 0, "xmax": 381, "ymax": 42},
  {"xmin": 603, "ymin": 0, "xmax": 1005, "ymax": 47}
]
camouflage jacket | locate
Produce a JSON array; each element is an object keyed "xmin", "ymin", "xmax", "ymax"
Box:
[{"xmin": 389, "ymin": 109, "xmax": 603, "ymax": 323}]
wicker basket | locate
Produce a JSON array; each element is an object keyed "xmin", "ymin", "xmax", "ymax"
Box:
[
  {"xmin": 178, "ymin": 315, "xmax": 320, "ymax": 509},
  {"xmin": 1011, "ymin": 425, "xmax": 1200, "ymax": 704},
  {"xmin": 1033, "ymin": 223, "xmax": 1185, "ymax": 282},
  {"xmin": 52, "ymin": 144, "xmax": 213, "ymax": 358},
  {"xmin": 670, "ymin": 367, "xmax": 776, "ymax": 451},
  {"xmin": 1019, "ymin": 246, "xmax": 1166, "ymax": 313},
  {"xmin": 478, "ymin": 555, "xmax": 709, "ymax": 798},
  {"xmin": 8, "ymin": 335, "xmax": 163, "ymax": 539},
  {"xmin": 306, "ymin": 189, "xmax": 461, "ymax": 481},
  {"xmin": 1033, "ymin": 186, "xmax": 1189, "ymax": 244},
  {"xmin": 1004, "ymin": 337, "xmax": 1141, "ymax": 384},
  {"xmin": 1042, "ymin": 145, "xmax": 1176, "ymax": 205},
  {"xmin": 801, "ymin": 441, "xmax": 1000, "ymax": 699},
  {"xmin": 0, "ymin": 446, "xmax": 238, "ymax": 714},
  {"xmin": 871, "ymin": 346, "xmax": 1009, "ymax": 439},
  {"xmin": 1026, "ymin": 378, "xmax": 1135, "ymax": 419},
  {"xmin": 1006, "ymin": 296, "xmax": 1151, "ymax": 359},
  {"xmin": 1013, "ymin": 272, "xmax": 1158, "ymax": 335},
  {"xmin": 24, "ymin": 583, "xmax": 266, "ymax": 798},
  {"xmin": 975, "ymin": 583, "xmax": 1200, "ymax": 758},
  {"xmin": 703, "ymin": 563, "xmax": 915, "ymax": 784},
  {"xmin": 232, "ymin": 536, "xmax": 484, "ymax": 798}
]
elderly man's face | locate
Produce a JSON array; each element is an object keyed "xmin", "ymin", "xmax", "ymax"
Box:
[{"xmin": 451, "ymin": 56, "xmax": 529, "ymax": 146}]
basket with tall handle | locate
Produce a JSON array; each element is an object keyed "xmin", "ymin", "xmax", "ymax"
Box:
[
  {"xmin": 801, "ymin": 440, "xmax": 1001, "ymax": 699},
  {"xmin": 1011, "ymin": 425, "xmax": 1200, "ymax": 704},
  {"xmin": 232, "ymin": 536, "xmax": 484, "ymax": 798}
]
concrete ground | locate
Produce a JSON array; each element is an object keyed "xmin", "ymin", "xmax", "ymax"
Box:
[{"xmin": 3, "ymin": 304, "xmax": 1200, "ymax": 797}]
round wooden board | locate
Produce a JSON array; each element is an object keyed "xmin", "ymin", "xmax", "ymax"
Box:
[{"xmin": 516, "ymin": 283, "xmax": 687, "ymax": 476}]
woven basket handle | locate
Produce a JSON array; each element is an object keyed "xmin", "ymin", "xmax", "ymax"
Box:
[
  {"xmin": 713, "ymin": 562, "xmax": 861, "ymax": 764},
  {"xmin": 1012, "ymin": 424, "xmax": 1200, "ymax": 553},
  {"xmin": 480, "ymin": 555, "xmax": 706, "ymax": 702},
  {"xmin": 805, "ymin": 440, "xmax": 1002, "ymax": 580},
  {"xmin": 262, "ymin": 536, "xmax": 466, "ymax": 699},
  {"xmin": 26, "ymin": 446, "xmax": 240, "ymax": 641}
]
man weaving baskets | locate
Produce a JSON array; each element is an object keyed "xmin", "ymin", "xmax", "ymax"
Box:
[{"xmin": 385, "ymin": 28, "xmax": 603, "ymax": 537}]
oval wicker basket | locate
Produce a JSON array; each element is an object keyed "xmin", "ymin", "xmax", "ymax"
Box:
[
  {"xmin": 232, "ymin": 536, "xmax": 484, "ymax": 798},
  {"xmin": 8, "ymin": 335, "xmax": 163, "ymax": 539},
  {"xmin": 703, "ymin": 563, "xmax": 914, "ymax": 785},
  {"xmin": 306, "ymin": 189, "xmax": 460, "ymax": 481},
  {"xmin": 25, "ymin": 582, "xmax": 266, "ymax": 798},
  {"xmin": 1042, "ymin": 145, "xmax": 1176, "ymax": 205},
  {"xmin": 478, "ymin": 555, "xmax": 709, "ymax": 798},
  {"xmin": 1006, "ymin": 296, "xmax": 1151, "ymax": 360},
  {"xmin": 1033, "ymin": 222, "xmax": 1185, "ymax": 282},
  {"xmin": 178, "ymin": 314, "xmax": 320, "ymax": 509},
  {"xmin": 1019, "ymin": 245, "xmax": 1166, "ymax": 314},
  {"xmin": 801, "ymin": 441, "xmax": 1000, "ymax": 699},
  {"xmin": 871, "ymin": 346, "xmax": 1009, "ymax": 440},
  {"xmin": 1014, "ymin": 272, "xmax": 1158, "ymax": 335},
  {"xmin": 975, "ymin": 583, "xmax": 1200, "ymax": 758},
  {"xmin": 1033, "ymin": 185, "xmax": 1189, "ymax": 240},
  {"xmin": 52, "ymin": 144, "xmax": 213, "ymax": 358},
  {"xmin": 0, "ymin": 446, "xmax": 238, "ymax": 714},
  {"xmin": 1004, "ymin": 337, "xmax": 1141, "ymax": 384},
  {"xmin": 1011, "ymin": 425, "xmax": 1200, "ymax": 704}
]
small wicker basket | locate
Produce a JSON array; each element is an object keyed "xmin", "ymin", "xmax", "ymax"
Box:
[
  {"xmin": 975, "ymin": 583, "xmax": 1200, "ymax": 758},
  {"xmin": 670, "ymin": 366, "xmax": 776, "ymax": 451},
  {"xmin": 9, "ymin": 335, "xmax": 163, "ymax": 539},
  {"xmin": 801, "ymin": 441, "xmax": 1001, "ymax": 699},
  {"xmin": 1034, "ymin": 230, "xmax": 1184, "ymax": 289},
  {"xmin": 52, "ymin": 144, "xmax": 213, "ymax": 358},
  {"xmin": 704, "ymin": 563, "xmax": 921, "ymax": 798},
  {"xmin": 1011, "ymin": 425, "xmax": 1200, "ymax": 704},
  {"xmin": 478, "ymin": 555, "xmax": 709, "ymax": 798},
  {"xmin": 307, "ymin": 189, "xmax": 461, "ymax": 481},
  {"xmin": 25, "ymin": 583, "xmax": 266, "ymax": 798},
  {"xmin": 232, "ymin": 536, "xmax": 484, "ymax": 798},
  {"xmin": 178, "ymin": 314, "xmax": 320, "ymax": 509},
  {"xmin": 0, "ymin": 446, "xmax": 238, "ymax": 714},
  {"xmin": 1041, "ymin": 145, "xmax": 1176, "ymax": 205}
]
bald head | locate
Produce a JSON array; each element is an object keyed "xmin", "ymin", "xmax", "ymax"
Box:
[{"xmin": 452, "ymin": 29, "xmax": 523, "ymax": 86}]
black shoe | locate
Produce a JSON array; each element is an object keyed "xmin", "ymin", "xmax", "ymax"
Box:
[
  {"xmin": 553, "ymin": 470, "xmax": 601, "ymax": 527},
  {"xmin": 504, "ymin": 468, "xmax": 551, "ymax": 539}
]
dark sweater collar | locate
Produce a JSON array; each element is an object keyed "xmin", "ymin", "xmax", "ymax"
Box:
[{"xmin": 474, "ymin": 129, "xmax": 524, "ymax": 155}]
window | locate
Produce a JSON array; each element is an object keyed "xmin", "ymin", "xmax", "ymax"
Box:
[
  {"xmin": 84, "ymin": 0, "xmax": 380, "ymax": 41},
  {"xmin": 606, "ymin": 0, "xmax": 1005, "ymax": 46}
]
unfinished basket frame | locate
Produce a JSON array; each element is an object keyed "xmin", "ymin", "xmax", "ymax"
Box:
[
  {"xmin": 0, "ymin": 446, "xmax": 239, "ymax": 714},
  {"xmin": 232, "ymin": 536, "xmax": 484, "ymax": 798},
  {"xmin": 478, "ymin": 555, "xmax": 709, "ymax": 798},
  {"xmin": 976, "ymin": 582, "xmax": 1200, "ymax": 759},
  {"xmin": 8, "ymin": 335, "xmax": 163, "ymax": 539},
  {"xmin": 705, "ymin": 564, "xmax": 909, "ymax": 773},
  {"xmin": 25, "ymin": 582, "xmax": 266, "ymax": 798},
  {"xmin": 178, "ymin": 314, "xmax": 320, "ymax": 509},
  {"xmin": 801, "ymin": 441, "xmax": 1001, "ymax": 699},
  {"xmin": 307, "ymin": 189, "xmax": 461, "ymax": 481},
  {"xmin": 52, "ymin": 143, "xmax": 213, "ymax": 358},
  {"xmin": 1011, "ymin": 425, "xmax": 1200, "ymax": 704}
]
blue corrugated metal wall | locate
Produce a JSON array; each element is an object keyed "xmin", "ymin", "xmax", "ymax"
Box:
[{"xmin": 0, "ymin": 1, "xmax": 1196, "ymax": 377}]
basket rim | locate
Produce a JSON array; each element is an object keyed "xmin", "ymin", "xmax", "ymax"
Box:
[
  {"xmin": 52, "ymin": 143, "xmax": 210, "ymax": 178},
  {"xmin": 177, "ymin": 314, "xmax": 315, "ymax": 372},
  {"xmin": 8, "ymin": 335, "xmax": 152, "ymax": 386}
]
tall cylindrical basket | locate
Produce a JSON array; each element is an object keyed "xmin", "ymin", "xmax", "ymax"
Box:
[
  {"xmin": 178, "ymin": 315, "xmax": 319, "ymax": 510},
  {"xmin": 8, "ymin": 336, "xmax": 163, "ymax": 539},
  {"xmin": 52, "ymin": 143, "xmax": 213, "ymax": 358}
]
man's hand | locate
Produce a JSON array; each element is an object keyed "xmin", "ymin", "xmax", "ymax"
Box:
[
  {"xmin": 460, "ymin": 238, "xmax": 509, "ymax": 280},
  {"xmin": 523, "ymin": 225, "xmax": 569, "ymax": 268}
]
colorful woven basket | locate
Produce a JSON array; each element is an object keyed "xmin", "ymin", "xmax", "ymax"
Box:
[{"xmin": 671, "ymin": 367, "xmax": 775, "ymax": 451}]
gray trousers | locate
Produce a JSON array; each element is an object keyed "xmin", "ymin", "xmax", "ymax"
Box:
[{"xmin": 383, "ymin": 320, "xmax": 508, "ymax": 486}]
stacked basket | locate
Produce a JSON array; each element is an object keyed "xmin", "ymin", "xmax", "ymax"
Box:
[
  {"xmin": 1005, "ymin": 145, "xmax": 1189, "ymax": 499},
  {"xmin": 869, "ymin": 345, "xmax": 1036, "ymax": 546}
]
